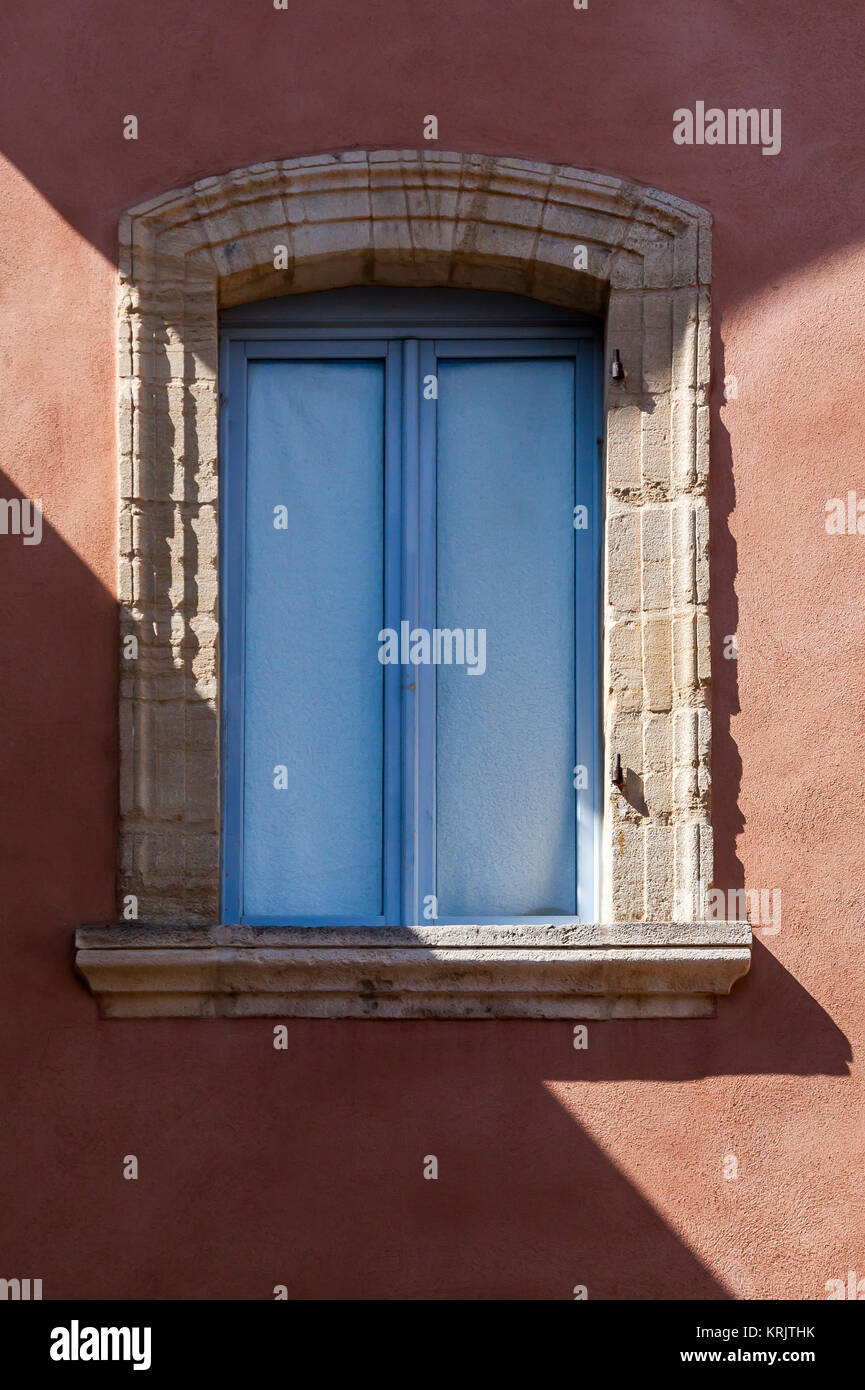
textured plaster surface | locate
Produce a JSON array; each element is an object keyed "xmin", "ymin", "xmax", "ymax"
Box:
[{"xmin": 0, "ymin": 0, "xmax": 863, "ymax": 1300}]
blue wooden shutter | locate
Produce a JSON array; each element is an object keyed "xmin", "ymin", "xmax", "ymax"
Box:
[
  {"xmin": 411, "ymin": 339, "xmax": 601, "ymax": 926},
  {"xmin": 221, "ymin": 292, "xmax": 600, "ymax": 928},
  {"xmin": 222, "ymin": 342, "xmax": 401, "ymax": 925},
  {"xmin": 434, "ymin": 352, "xmax": 579, "ymax": 918}
]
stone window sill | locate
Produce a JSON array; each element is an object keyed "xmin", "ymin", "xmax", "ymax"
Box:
[{"xmin": 74, "ymin": 923, "xmax": 751, "ymax": 1019}]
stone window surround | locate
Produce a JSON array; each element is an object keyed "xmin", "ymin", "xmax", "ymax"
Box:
[{"xmin": 74, "ymin": 149, "xmax": 751, "ymax": 1019}]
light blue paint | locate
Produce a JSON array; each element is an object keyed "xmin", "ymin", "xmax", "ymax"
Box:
[
  {"xmin": 219, "ymin": 291, "xmax": 602, "ymax": 927},
  {"xmin": 242, "ymin": 358, "xmax": 385, "ymax": 919},
  {"xmin": 434, "ymin": 356, "xmax": 578, "ymax": 917}
]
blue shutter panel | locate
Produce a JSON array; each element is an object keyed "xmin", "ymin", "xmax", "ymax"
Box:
[
  {"xmin": 241, "ymin": 358, "xmax": 387, "ymax": 921},
  {"xmin": 434, "ymin": 356, "xmax": 579, "ymax": 918},
  {"xmin": 220, "ymin": 292, "xmax": 601, "ymax": 928}
]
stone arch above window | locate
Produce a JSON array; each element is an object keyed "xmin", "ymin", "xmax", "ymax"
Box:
[{"xmin": 76, "ymin": 150, "xmax": 750, "ymax": 1019}]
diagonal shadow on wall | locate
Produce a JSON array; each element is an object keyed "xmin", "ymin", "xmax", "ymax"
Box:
[{"xmin": 0, "ymin": 465, "xmax": 852, "ymax": 1299}]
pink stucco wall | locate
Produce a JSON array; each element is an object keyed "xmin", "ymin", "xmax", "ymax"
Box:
[{"xmin": 0, "ymin": 0, "xmax": 863, "ymax": 1297}]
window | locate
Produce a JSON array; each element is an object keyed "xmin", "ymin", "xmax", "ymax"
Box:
[
  {"xmin": 77, "ymin": 152, "xmax": 750, "ymax": 1020},
  {"xmin": 219, "ymin": 288, "xmax": 602, "ymax": 927}
]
